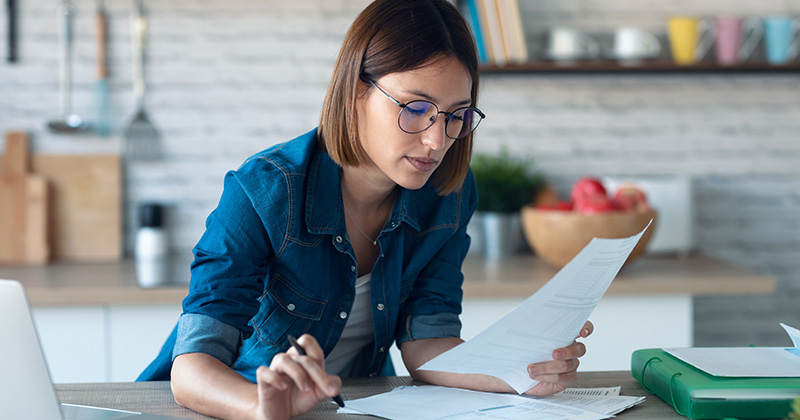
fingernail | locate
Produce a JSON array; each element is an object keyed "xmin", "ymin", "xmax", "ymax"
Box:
[
  {"xmin": 583, "ymin": 328, "xmax": 590, "ymax": 336},
  {"xmin": 328, "ymin": 385, "xmax": 337, "ymax": 395},
  {"xmin": 527, "ymin": 366, "xmax": 536, "ymax": 376},
  {"xmin": 305, "ymin": 383, "xmax": 311, "ymax": 392},
  {"xmin": 554, "ymin": 351, "xmax": 564, "ymax": 360}
]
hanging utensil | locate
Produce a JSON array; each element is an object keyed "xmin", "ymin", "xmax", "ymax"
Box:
[
  {"xmin": 90, "ymin": 0, "xmax": 113, "ymax": 136},
  {"xmin": 47, "ymin": 0, "xmax": 88, "ymax": 133},
  {"xmin": 6, "ymin": 0, "xmax": 18, "ymax": 63},
  {"xmin": 123, "ymin": 0, "xmax": 161, "ymax": 160}
]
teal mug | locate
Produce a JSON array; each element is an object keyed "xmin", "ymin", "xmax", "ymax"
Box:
[{"xmin": 764, "ymin": 16, "xmax": 800, "ymax": 64}]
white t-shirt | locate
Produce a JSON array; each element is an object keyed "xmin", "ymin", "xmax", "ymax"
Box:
[{"xmin": 324, "ymin": 273, "xmax": 375, "ymax": 376}]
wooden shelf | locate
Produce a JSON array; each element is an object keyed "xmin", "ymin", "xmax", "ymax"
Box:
[{"xmin": 480, "ymin": 60, "xmax": 800, "ymax": 74}]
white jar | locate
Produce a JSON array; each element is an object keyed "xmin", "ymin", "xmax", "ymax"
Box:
[{"xmin": 135, "ymin": 204, "xmax": 168, "ymax": 287}]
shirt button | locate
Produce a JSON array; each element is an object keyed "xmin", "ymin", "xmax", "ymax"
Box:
[
  {"xmin": 351, "ymin": 265, "xmax": 356, "ymax": 272},
  {"xmin": 369, "ymin": 372, "xmax": 378, "ymax": 377},
  {"xmin": 339, "ymin": 311, "xmax": 348, "ymax": 319},
  {"xmin": 287, "ymin": 303, "xmax": 296, "ymax": 311},
  {"xmin": 390, "ymin": 222, "xmax": 396, "ymax": 227},
  {"xmin": 379, "ymin": 347, "xmax": 386, "ymax": 353},
  {"xmin": 376, "ymin": 303, "xmax": 385, "ymax": 311},
  {"xmin": 335, "ymin": 236, "xmax": 343, "ymax": 243}
]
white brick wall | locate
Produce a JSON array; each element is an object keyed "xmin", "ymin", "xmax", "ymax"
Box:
[{"xmin": 1, "ymin": 0, "xmax": 799, "ymax": 347}]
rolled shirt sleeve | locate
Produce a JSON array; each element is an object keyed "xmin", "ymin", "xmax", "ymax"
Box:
[
  {"xmin": 173, "ymin": 313, "xmax": 243, "ymax": 366},
  {"xmin": 396, "ymin": 312, "xmax": 463, "ymax": 344}
]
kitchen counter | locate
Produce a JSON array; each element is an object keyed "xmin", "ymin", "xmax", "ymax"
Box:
[
  {"xmin": 461, "ymin": 253, "xmax": 775, "ymax": 298},
  {"xmin": 0, "ymin": 253, "xmax": 775, "ymax": 306}
]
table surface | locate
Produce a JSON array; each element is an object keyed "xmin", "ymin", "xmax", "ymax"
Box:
[
  {"xmin": 2, "ymin": 254, "xmax": 776, "ymax": 306},
  {"xmin": 55, "ymin": 371, "xmax": 684, "ymax": 420}
]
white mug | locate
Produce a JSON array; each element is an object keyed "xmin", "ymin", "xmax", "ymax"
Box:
[
  {"xmin": 612, "ymin": 27, "xmax": 661, "ymax": 60},
  {"xmin": 547, "ymin": 27, "xmax": 600, "ymax": 60}
]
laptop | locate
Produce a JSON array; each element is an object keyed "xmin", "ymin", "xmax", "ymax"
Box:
[{"xmin": 0, "ymin": 279, "xmax": 188, "ymax": 420}]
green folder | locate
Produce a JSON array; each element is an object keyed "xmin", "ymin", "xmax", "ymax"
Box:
[{"xmin": 631, "ymin": 348, "xmax": 800, "ymax": 419}]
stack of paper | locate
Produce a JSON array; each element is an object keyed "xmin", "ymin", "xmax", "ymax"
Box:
[
  {"xmin": 537, "ymin": 387, "xmax": 645, "ymax": 416},
  {"xmin": 339, "ymin": 386, "xmax": 644, "ymax": 420}
]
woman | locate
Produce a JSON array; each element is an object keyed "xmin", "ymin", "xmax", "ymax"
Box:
[{"xmin": 140, "ymin": 1, "xmax": 592, "ymax": 419}]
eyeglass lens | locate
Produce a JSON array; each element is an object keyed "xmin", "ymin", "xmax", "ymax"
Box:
[{"xmin": 399, "ymin": 101, "xmax": 482, "ymax": 139}]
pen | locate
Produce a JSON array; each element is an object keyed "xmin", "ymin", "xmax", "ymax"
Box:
[{"xmin": 287, "ymin": 334, "xmax": 345, "ymax": 408}]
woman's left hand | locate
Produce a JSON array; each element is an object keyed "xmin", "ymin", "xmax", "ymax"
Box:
[{"xmin": 523, "ymin": 321, "xmax": 594, "ymax": 397}]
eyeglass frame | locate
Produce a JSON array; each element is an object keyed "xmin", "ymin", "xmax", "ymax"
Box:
[{"xmin": 367, "ymin": 79, "xmax": 485, "ymax": 140}]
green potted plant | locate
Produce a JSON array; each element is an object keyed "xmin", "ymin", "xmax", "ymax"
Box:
[
  {"xmin": 470, "ymin": 150, "xmax": 543, "ymax": 258},
  {"xmin": 788, "ymin": 399, "xmax": 800, "ymax": 420}
]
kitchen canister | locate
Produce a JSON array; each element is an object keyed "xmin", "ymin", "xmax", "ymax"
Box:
[{"xmin": 135, "ymin": 203, "xmax": 168, "ymax": 287}]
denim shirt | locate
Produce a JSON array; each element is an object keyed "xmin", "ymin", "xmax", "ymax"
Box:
[{"xmin": 138, "ymin": 128, "xmax": 477, "ymax": 382}]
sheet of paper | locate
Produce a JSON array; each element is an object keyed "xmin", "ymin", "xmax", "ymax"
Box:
[
  {"xmin": 419, "ymin": 222, "xmax": 651, "ymax": 393},
  {"xmin": 666, "ymin": 322, "xmax": 800, "ymax": 377},
  {"xmin": 539, "ymin": 392, "xmax": 645, "ymax": 416},
  {"xmin": 782, "ymin": 323, "xmax": 800, "ymax": 357},
  {"xmin": 339, "ymin": 386, "xmax": 610, "ymax": 420}
]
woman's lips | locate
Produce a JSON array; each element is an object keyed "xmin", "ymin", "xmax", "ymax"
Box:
[{"xmin": 406, "ymin": 156, "xmax": 438, "ymax": 172}]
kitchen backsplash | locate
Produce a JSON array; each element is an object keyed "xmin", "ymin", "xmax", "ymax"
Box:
[{"xmin": 1, "ymin": 0, "xmax": 799, "ymax": 347}]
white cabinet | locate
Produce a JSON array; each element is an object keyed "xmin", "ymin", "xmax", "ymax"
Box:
[
  {"xmin": 107, "ymin": 305, "xmax": 183, "ymax": 381},
  {"xmin": 33, "ymin": 305, "xmax": 182, "ymax": 383},
  {"xmin": 32, "ymin": 307, "xmax": 107, "ymax": 383}
]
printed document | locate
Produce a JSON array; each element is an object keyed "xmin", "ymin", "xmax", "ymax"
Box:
[
  {"xmin": 339, "ymin": 385, "xmax": 646, "ymax": 420},
  {"xmin": 419, "ymin": 222, "xmax": 651, "ymax": 393}
]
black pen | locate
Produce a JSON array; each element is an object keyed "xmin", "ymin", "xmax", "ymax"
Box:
[{"xmin": 287, "ymin": 334, "xmax": 345, "ymax": 408}]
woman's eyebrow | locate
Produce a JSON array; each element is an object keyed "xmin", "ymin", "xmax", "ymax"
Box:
[{"xmin": 403, "ymin": 88, "xmax": 472, "ymax": 107}]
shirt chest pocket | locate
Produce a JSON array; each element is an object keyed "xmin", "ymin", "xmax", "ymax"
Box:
[{"xmin": 252, "ymin": 273, "xmax": 327, "ymax": 347}]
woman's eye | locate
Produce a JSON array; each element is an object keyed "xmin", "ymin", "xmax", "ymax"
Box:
[{"xmin": 405, "ymin": 102, "xmax": 432, "ymax": 116}]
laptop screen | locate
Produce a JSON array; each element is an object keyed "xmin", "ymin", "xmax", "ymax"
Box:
[{"xmin": 0, "ymin": 279, "xmax": 65, "ymax": 420}]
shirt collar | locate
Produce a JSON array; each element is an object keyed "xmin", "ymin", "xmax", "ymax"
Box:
[{"xmin": 305, "ymin": 142, "xmax": 422, "ymax": 235}]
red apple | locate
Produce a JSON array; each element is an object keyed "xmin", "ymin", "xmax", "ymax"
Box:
[
  {"xmin": 574, "ymin": 195, "xmax": 615, "ymax": 214},
  {"xmin": 571, "ymin": 177, "xmax": 607, "ymax": 206},
  {"xmin": 612, "ymin": 185, "xmax": 651, "ymax": 212}
]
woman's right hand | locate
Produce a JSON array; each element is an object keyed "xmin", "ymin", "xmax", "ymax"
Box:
[{"xmin": 254, "ymin": 334, "xmax": 342, "ymax": 420}]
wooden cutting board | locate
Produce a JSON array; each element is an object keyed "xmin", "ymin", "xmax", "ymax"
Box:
[
  {"xmin": 0, "ymin": 132, "xmax": 121, "ymax": 262},
  {"xmin": 0, "ymin": 132, "xmax": 50, "ymax": 265}
]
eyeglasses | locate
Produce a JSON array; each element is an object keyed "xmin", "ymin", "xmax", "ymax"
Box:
[{"xmin": 368, "ymin": 80, "xmax": 485, "ymax": 140}]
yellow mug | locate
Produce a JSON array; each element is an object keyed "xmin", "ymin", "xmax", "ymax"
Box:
[{"xmin": 668, "ymin": 17, "xmax": 716, "ymax": 65}]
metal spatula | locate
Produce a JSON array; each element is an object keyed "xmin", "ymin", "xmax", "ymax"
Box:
[{"xmin": 123, "ymin": 0, "xmax": 161, "ymax": 161}]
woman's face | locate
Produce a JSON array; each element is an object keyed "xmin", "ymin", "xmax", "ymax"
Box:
[{"xmin": 355, "ymin": 56, "xmax": 472, "ymax": 191}]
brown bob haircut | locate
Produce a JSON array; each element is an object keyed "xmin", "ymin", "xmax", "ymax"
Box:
[{"xmin": 319, "ymin": 0, "xmax": 479, "ymax": 196}]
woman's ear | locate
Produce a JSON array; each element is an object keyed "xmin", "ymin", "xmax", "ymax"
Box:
[{"xmin": 356, "ymin": 78, "xmax": 372, "ymax": 99}]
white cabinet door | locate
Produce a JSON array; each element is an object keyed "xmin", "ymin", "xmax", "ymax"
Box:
[
  {"xmin": 108, "ymin": 305, "xmax": 182, "ymax": 382},
  {"xmin": 32, "ymin": 307, "xmax": 107, "ymax": 383}
]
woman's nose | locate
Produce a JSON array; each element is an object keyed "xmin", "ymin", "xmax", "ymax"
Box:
[{"xmin": 421, "ymin": 116, "xmax": 447, "ymax": 151}]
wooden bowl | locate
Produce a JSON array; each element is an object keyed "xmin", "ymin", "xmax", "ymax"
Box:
[{"xmin": 521, "ymin": 207, "xmax": 657, "ymax": 269}]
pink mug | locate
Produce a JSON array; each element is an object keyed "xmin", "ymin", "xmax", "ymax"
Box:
[{"xmin": 714, "ymin": 16, "xmax": 763, "ymax": 65}]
